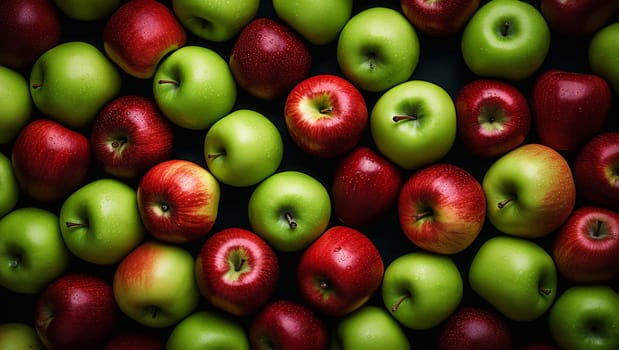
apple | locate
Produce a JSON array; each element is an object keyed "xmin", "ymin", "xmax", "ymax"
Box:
[
  {"xmin": 0, "ymin": 65, "xmax": 31, "ymax": 144},
  {"xmin": 0, "ymin": 322, "xmax": 45, "ymax": 350},
  {"xmin": 247, "ymin": 170, "xmax": 331, "ymax": 252},
  {"xmin": 229, "ymin": 17, "xmax": 311, "ymax": 100},
  {"xmin": 461, "ymin": 0, "xmax": 551, "ymax": 81},
  {"xmin": 337, "ymin": 7, "xmax": 419, "ymax": 92},
  {"xmin": 573, "ymin": 132, "xmax": 619, "ymax": 211},
  {"xmin": 382, "ymin": 251, "xmax": 463, "ymax": 330},
  {"xmin": 540, "ymin": 0, "xmax": 619, "ymax": 37},
  {"xmin": 11, "ymin": 119, "xmax": 91, "ymax": 202},
  {"xmin": 552, "ymin": 206, "xmax": 619, "ymax": 283},
  {"xmin": 172, "ymin": 0, "xmax": 259, "ymax": 42},
  {"xmin": 297, "ymin": 225, "xmax": 384, "ymax": 316},
  {"xmin": 194, "ymin": 227, "xmax": 280, "ymax": 317},
  {"xmin": 204, "ymin": 109, "xmax": 284, "ymax": 187},
  {"xmin": 0, "ymin": 152, "xmax": 19, "ymax": 218},
  {"xmin": 548, "ymin": 285, "xmax": 619, "ymax": 350},
  {"xmin": 436, "ymin": 306, "xmax": 513, "ymax": 350},
  {"xmin": 249, "ymin": 299, "xmax": 329, "ymax": 350},
  {"xmin": 589, "ymin": 22, "xmax": 619, "ymax": 95},
  {"xmin": 455, "ymin": 78, "xmax": 531, "ymax": 158},
  {"xmin": 103, "ymin": 0, "xmax": 187, "ymax": 79},
  {"xmin": 52, "ymin": 0, "xmax": 122, "ymax": 21},
  {"xmin": 0, "ymin": 207, "xmax": 71, "ymax": 294},
  {"xmin": 113, "ymin": 240, "xmax": 200, "ymax": 328},
  {"xmin": 469, "ymin": 235, "xmax": 558, "ymax": 322},
  {"xmin": 104, "ymin": 330, "xmax": 164, "ymax": 350},
  {"xmin": 137, "ymin": 159, "xmax": 220, "ymax": 244},
  {"xmin": 370, "ymin": 80, "xmax": 457, "ymax": 170},
  {"xmin": 273, "ymin": 0, "xmax": 353, "ymax": 45},
  {"xmin": 331, "ymin": 146, "xmax": 403, "ymax": 227},
  {"xmin": 166, "ymin": 310, "xmax": 250, "ymax": 350},
  {"xmin": 400, "ymin": 0, "xmax": 481, "ymax": 37},
  {"xmin": 482, "ymin": 143, "xmax": 576, "ymax": 238},
  {"xmin": 34, "ymin": 273, "xmax": 118, "ymax": 350},
  {"xmin": 0, "ymin": 0, "xmax": 61, "ymax": 69}
]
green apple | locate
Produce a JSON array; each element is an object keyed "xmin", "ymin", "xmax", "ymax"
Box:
[
  {"xmin": 461, "ymin": 0, "xmax": 551, "ymax": 81},
  {"xmin": 247, "ymin": 170, "xmax": 331, "ymax": 252},
  {"xmin": 0, "ymin": 152, "xmax": 18, "ymax": 218},
  {"xmin": 331, "ymin": 305, "xmax": 410, "ymax": 350},
  {"xmin": 469, "ymin": 235, "xmax": 558, "ymax": 322},
  {"xmin": 204, "ymin": 109, "xmax": 284, "ymax": 187},
  {"xmin": 370, "ymin": 80, "xmax": 457, "ymax": 170},
  {"xmin": 59, "ymin": 178, "xmax": 146, "ymax": 265},
  {"xmin": 166, "ymin": 310, "xmax": 250, "ymax": 350},
  {"xmin": 381, "ymin": 251, "xmax": 463, "ymax": 330},
  {"xmin": 0, "ymin": 207, "xmax": 71, "ymax": 294},
  {"xmin": 0, "ymin": 322, "xmax": 45, "ymax": 350},
  {"xmin": 337, "ymin": 7, "xmax": 419, "ymax": 92},
  {"xmin": 273, "ymin": 0, "xmax": 353, "ymax": 45},
  {"xmin": 52, "ymin": 0, "xmax": 122, "ymax": 21},
  {"xmin": 172, "ymin": 0, "xmax": 259, "ymax": 42},
  {"xmin": 589, "ymin": 22, "xmax": 619, "ymax": 96},
  {"xmin": 0, "ymin": 66, "xmax": 31, "ymax": 144},
  {"xmin": 29, "ymin": 41, "xmax": 122, "ymax": 129},
  {"xmin": 153, "ymin": 45, "xmax": 237, "ymax": 130},
  {"xmin": 549, "ymin": 285, "xmax": 619, "ymax": 350}
]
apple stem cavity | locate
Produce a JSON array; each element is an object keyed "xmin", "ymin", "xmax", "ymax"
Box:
[
  {"xmin": 284, "ymin": 212, "xmax": 298, "ymax": 229},
  {"xmin": 539, "ymin": 287, "xmax": 552, "ymax": 296},
  {"xmin": 500, "ymin": 21, "xmax": 513, "ymax": 37},
  {"xmin": 112, "ymin": 137, "xmax": 127, "ymax": 149},
  {"xmin": 235, "ymin": 258, "xmax": 246, "ymax": 272},
  {"xmin": 9, "ymin": 255, "xmax": 21, "ymax": 269},
  {"xmin": 392, "ymin": 115, "xmax": 418, "ymax": 122},
  {"xmin": 31, "ymin": 82, "xmax": 42, "ymax": 89},
  {"xmin": 414, "ymin": 210, "xmax": 433, "ymax": 221},
  {"xmin": 65, "ymin": 222, "xmax": 88, "ymax": 228},
  {"xmin": 497, "ymin": 198, "xmax": 514, "ymax": 209},
  {"xmin": 157, "ymin": 79, "xmax": 179, "ymax": 86},
  {"xmin": 391, "ymin": 294, "xmax": 410, "ymax": 312},
  {"xmin": 591, "ymin": 220, "xmax": 606, "ymax": 239},
  {"xmin": 320, "ymin": 106, "xmax": 334, "ymax": 114}
]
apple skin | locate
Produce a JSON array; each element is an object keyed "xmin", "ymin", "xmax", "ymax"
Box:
[
  {"xmin": 540, "ymin": 0, "xmax": 619, "ymax": 37},
  {"xmin": 531, "ymin": 69, "xmax": 612, "ymax": 151},
  {"xmin": 0, "ymin": 65, "xmax": 32, "ymax": 144},
  {"xmin": 589, "ymin": 22, "xmax": 619, "ymax": 96},
  {"xmin": 0, "ymin": 152, "xmax": 19, "ymax": 218},
  {"xmin": 229, "ymin": 18, "xmax": 311, "ymax": 100},
  {"xmin": 552, "ymin": 206, "xmax": 619, "ymax": 283},
  {"xmin": 400, "ymin": 0, "xmax": 481, "ymax": 37},
  {"xmin": 297, "ymin": 225, "xmax": 384, "ymax": 317},
  {"xmin": 194, "ymin": 227, "xmax": 280, "ymax": 317},
  {"xmin": 103, "ymin": 0, "xmax": 187, "ymax": 79},
  {"xmin": 455, "ymin": 79, "xmax": 531, "ymax": 158},
  {"xmin": 92, "ymin": 95, "xmax": 174, "ymax": 179},
  {"xmin": 11, "ymin": 119, "xmax": 92, "ymax": 203},
  {"xmin": 166, "ymin": 310, "xmax": 250, "ymax": 350},
  {"xmin": 0, "ymin": 322, "xmax": 45, "ymax": 350},
  {"xmin": 284, "ymin": 74, "xmax": 368, "ymax": 158},
  {"xmin": 52, "ymin": 0, "xmax": 122, "ymax": 21},
  {"xmin": 436, "ymin": 306, "xmax": 513, "ymax": 350},
  {"xmin": 398, "ymin": 163, "xmax": 486, "ymax": 255}
]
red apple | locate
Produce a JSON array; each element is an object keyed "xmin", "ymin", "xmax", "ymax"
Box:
[
  {"xmin": 552, "ymin": 206, "xmax": 619, "ymax": 283},
  {"xmin": 229, "ymin": 17, "xmax": 312, "ymax": 100},
  {"xmin": 297, "ymin": 225, "xmax": 384, "ymax": 316},
  {"xmin": 400, "ymin": 0, "xmax": 481, "ymax": 37},
  {"xmin": 531, "ymin": 69, "xmax": 612, "ymax": 151},
  {"xmin": 573, "ymin": 132, "xmax": 619, "ymax": 211},
  {"xmin": 436, "ymin": 306, "xmax": 513, "ymax": 350},
  {"xmin": 284, "ymin": 74, "xmax": 368, "ymax": 158},
  {"xmin": 137, "ymin": 159, "xmax": 220, "ymax": 244},
  {"xmin": 455, "ymin": 79, "xmax": 531, "ymax": 158},
  {"xmin": 103, "ymin": 330, "xmax": 165, "ymax": 350},
  {"xmin": 540, "ymin": 0, "xmax": 619, "ymax": 36},
  {"xmin": 103, "ymin": 0, "xmax": 187, "ymax": 79},
  {"xmin": 249, "ymin": 300, "xmax": 329, "ymax": 350},
  {"xmin": 0, "ymin": 0, "xmax": 62, "ymax": 69},
  {"xmin": 11, "ymin": 119, "xmax": 91, "ymax": 202},
  {"xmin": 34, "ymin": 273, "xmax": 118, "ymax": 350},
  {"xmin": 331, "ymin": 146, "xmax": 403, "ymax": 227},
  {"xmin": 398, "ymin": 163, "xmax": 486, "ymax": 255},
  {"xmin": 92, "ymin": 95, "xmax": 174, "ymax": 179},
  {"xmin": 194, "ymin": 227, "xmax": 280, "ymax": 317}
]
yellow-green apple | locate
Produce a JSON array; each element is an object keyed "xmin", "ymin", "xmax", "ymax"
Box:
[
  {"xmin": 0, "ymin": 207, "xmax": 70, "ymax": 294},
  {"xmin": 436, "ymin": 306, "xmax": 513, "ymax": 350},
  {"xmin": 0, "ymin": 66, "xmax": 31, "ymax": 144},
  {"xmin": 166, "ymin": 310, "xmax": 250, "ymax": 350},
  {"xmin": 398, "ymin": 163, "xmax": 486, "ymax": 255},
  {"xmin": 34, "ymin": 273, "xmax": 118, "ymax": 350},
  {"xmin": 400, "ymin": 0, "xmax": 481, "ymax": 37},
  {"xmin": 370, "ymin": 80, "xmax": 457, "ymax": 170},
  {"xmin": 482, "ymin": 143, "xmax": 576, "ymax": 238},
  {"xmin": 0, "ymin": 152, "xmax": 19, "ymax": 218},
  {"xmin": 59, "ymin": 178, "xmax": 146, "ymax": 265},
  {"xmin": 137, "ymin": 159, "xmax": 220, "ymax": 244},
  {"xmin": 552, "ymin": 206, "xmax": 619, "ymax": 283},
  {"xmin": 104, "ymin": 330, "xmax": 164, "ymax": 350},
  {"xmin": 0, "ymin": 322, "xmax": 45, "ymax": 350},
  {"xmin": 337, "ymin": 7, "xmax": 419, "ymax": 92},
  {"xmin": 589, "ymin": 22, "xmax": 619, "ymax": 95},
  {"xmin": 297, "ymin": 225, "xmax": 384, "ymax": 316},
  {"xmin": 455, "ymin": 79, "xmax": 531, "ymax": 158},
  {"xmin": 52, "ymin": 0, "xmax": 122, "ymax": 21},
  {"xmin": 153, "ymin": 45, "xmax": 237, "ymax": 130},
  {"xmin": 247, "ymin": 170, "xmax": 331, "ymax": 252},
  {"xmin": 249, "ymin": 299, "xmax": 329, "ymax": 350},
  {"xmin": 113, "ymin": 241, "xmax": 200, "ymax": 328},
  {"xmin": 284, "ymin": 74, "xmax": 368, "ymax": 158},
  {"xmin": 461, "ymin": 0, "xmax": 550, "ymax": 81},
  {"xmin": 11, "ymin": 119, "xmax": 91, "ymax": 202},
  {"xmin": 194, "ymin": 227, "xmax": 280, "ymax": 317},
  {"xmin": 540, "ymin": 0, "xmax": 619, "ymax": 37},
  {"xmin": 229, "ymin": 18, "xmax": 311, "ymax": 100},
  {"xmin": 382, "ymin": 251, "xmax": 463, "ymax": 330},
  {"xmin": 103, "ymin": 0, "xmax": 187, "ymax": 79},
  {"xmin": 204, "ymin": 109, "xmax": 284, "ymax": 187},
  {"xmin": 469, "ymin": 235, "xmax": 558, "ymax": 322}
]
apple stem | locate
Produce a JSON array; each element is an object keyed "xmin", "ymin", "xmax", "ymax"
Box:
[
  {"xmin": 392, "ymin": 115, "xmax": 418, "ymax": 122},
  {"xmin": 414, "ymin": 210, "xmax": 432, "ymax": 221},
  {"xmin": 320, "ymin": 106, "xmax": 334, "ymax": 114},
  {"xmin": 235, "ymin": 258, "xmax": 246, "ymax": 272},
  {"xmin": 391, "ymin": 294, "xmax": 409, "ymax": 312},
  {"xmin": 157, "ymin": 79, "xmax": 179, "ymax": 86},
  {"xmin": 31, "ymin": 83, "xmax": 42, "ymax": 89},
  {"xmin": 160, "ymin": 203, "xmax": 170, "ymax": 212},
  {"xmin": 497, "ymin": 198, "xmax": 513, "ymax": 209},
  {"xmin": 149, "ymin": 306, "xmax": 159, "ymax": 319},
  {"xmin": 285, "ymin": 212, "xmax": 297, "ymax": 229},
  {"xmin": 501, "ymin": 21, "xmax": 512, "ymax": 37},
  {"xmin": 539, "ymin": 287, "xmax": 552, "ymax": 296},
  {"xmin": 111, "ymin": 137, "xmax": 127, "ymax": 149},
  {"xmin": 65, "ymin": 222, "xmax": 88, "ymax": 228},
  {"xmin": 206, "ymin": 153, "xmax": 222, "ymax": 160},
  {"xmin": 320, "ymin": 280, "xmax": 329, "ymax": 290},
  {"xmin": 592, "ymin": 220, "xmax": 604, "ymax": 238},
  {"xmin": 9, "ymin": 255, "xmax": 21, "ymax": 269}
]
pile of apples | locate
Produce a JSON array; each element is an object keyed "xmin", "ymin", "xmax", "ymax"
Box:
[{"xmin": 1, "ymin": 0, "xmax": 618, "ymax": 349}]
